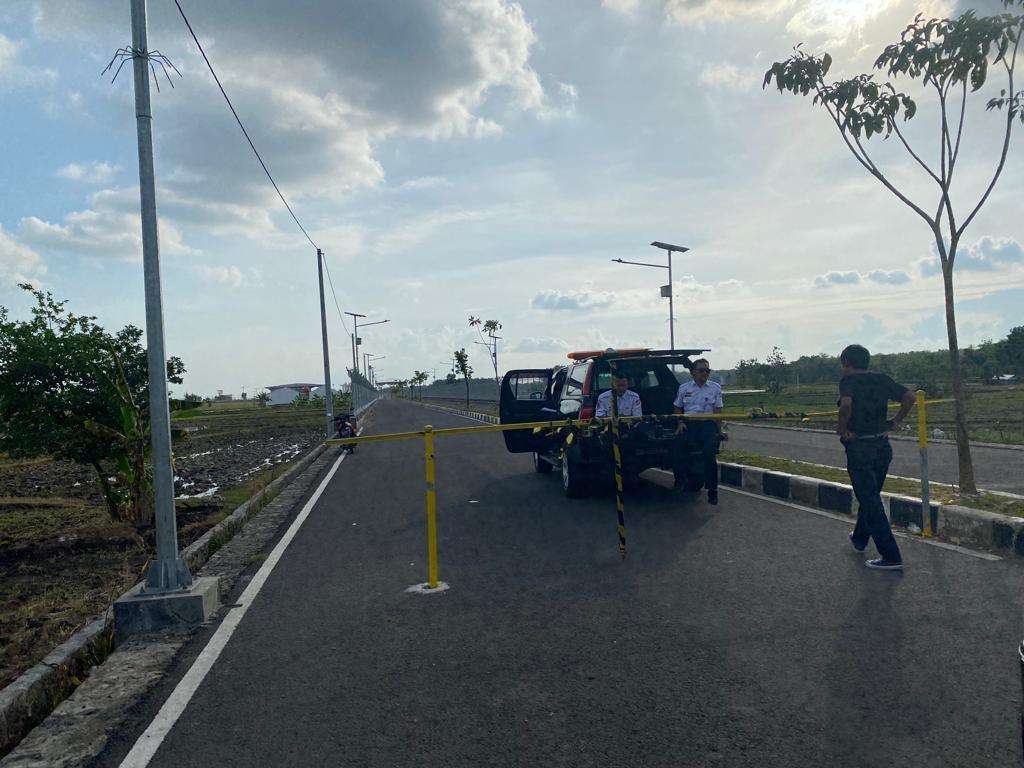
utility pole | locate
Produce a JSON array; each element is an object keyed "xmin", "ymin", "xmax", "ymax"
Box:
[
  {"xmin": 345, "ymin": 311, "xmax": 365, "ymax": 376},
  {"xmin": 131, "ymin": 0, "xmax": 191, "ymax": 593},
  {"xmin": 316, "ymin": 249, "xmax": 333, "ymax": 438},
  {"xmin": 490, "ymin": 333, "xmax": 501, "ymax": 390}
]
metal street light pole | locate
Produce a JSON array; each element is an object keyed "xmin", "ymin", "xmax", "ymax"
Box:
[
  {"xmin": 131, "ymin": 0, "xmax": 191, "ymax": 592},
  {"xmin": 651, "ymin": 241, "xmax": 689, "ymax": 350},
  {"xmin": 344, "ymin": 311, "xmax": 365, "ymax": 375},
  {"xmin": 355, "ymin": 318, "xmax": 389, "ymax": 375},
  {"xmin": 611, "ymin": 240, "xmax": 690, "ymax": 350},
  {"xmin": 316, "ymin": 249, "xmax": 333, "ymax": 438}
]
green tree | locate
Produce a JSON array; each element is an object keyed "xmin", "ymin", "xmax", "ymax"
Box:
[
  {"xmin": 0, "ymin": 285, "xmax": 185, "ymax": 527},
  {"xmin": 996, "ymin": 325, "xmax": 1024, "ymax": 374},
  {"xmin": 411, "ymin": 370, "xmax": 429, "ymax": 400},
  {"xmin": 469, "ymin": 315, "xmax": 502, "ymax": 396},
  {"xmin": 454, "ymin": 348, "xmax": 473, "ymax": 409},
  {"xmin": 765, "ymin": 346, "xmax": 787, "ymax": 394},
  {"xmin": 765, "ymin": 2, "xmax": 1024, "ymax": 492},
  {"xmin": 735, "ymin": 358, "xmax": 764, "ymax": 388}
]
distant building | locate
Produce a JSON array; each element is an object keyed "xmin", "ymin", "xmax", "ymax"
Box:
[
  {"xmin": 266, "ymin": 383, "xmax": 323, "ymax": 406},
  {"xmin": 993, "ymin": 373, "xmax": 1018, "ymax": 385}
]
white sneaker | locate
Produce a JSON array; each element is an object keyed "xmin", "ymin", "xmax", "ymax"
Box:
[{"xmin": 865, "ymin": 558, "xmax": 903, "ymax": 571}]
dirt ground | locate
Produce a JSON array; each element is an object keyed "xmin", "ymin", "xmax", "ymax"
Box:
[{"xmin": 0, "ymin": 406, "xmax": 325, "ymax": 690}]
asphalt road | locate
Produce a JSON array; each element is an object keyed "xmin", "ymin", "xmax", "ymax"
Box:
[
  {"xmin": 726, "ymin": 422, "xmax": 1024, "ymax": 494},
  {"xmin": 99, "ymin": 399, "xmax": 1023, "ymax": 768}
]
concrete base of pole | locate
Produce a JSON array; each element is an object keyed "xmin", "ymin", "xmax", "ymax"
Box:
[
  {"xmin": 144, "ymin": 556, "xmax": 193, "ymax": 592},
  {"xmin": 114, "ymin": 576, "xmax": 219, "ymax": 643}
]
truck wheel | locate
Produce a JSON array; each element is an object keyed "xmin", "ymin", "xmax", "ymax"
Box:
[
  {"xmin": 534, "ymin": 451, "xmax": 553, "ymax": 474},
  {"xmin": 561, "ymin": 447, "xmax": 587, "ymax": 498}
]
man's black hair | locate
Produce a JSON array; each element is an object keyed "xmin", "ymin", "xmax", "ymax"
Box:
[{"xmin": 840, "ymin": 344, "xmax": 870, "ymax": 370}]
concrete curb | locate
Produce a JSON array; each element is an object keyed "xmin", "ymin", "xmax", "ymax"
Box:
[
  {"xmin": 412, "ymin": 399, "xmax": 499, "ymax": 424},
  {"xmin": 0, "ymin": 396, "xmax": 383, "ymax": 759},
  {"xmin": 719, "ymin": 460, "xmax": 1024, "ymax": 556},
  {"xmin": 727, "ymin": 421, "xmax": 1024, "ymax": 452}
]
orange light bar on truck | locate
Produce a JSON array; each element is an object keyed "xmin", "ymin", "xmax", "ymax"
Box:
[{"xmin": 566, "ymin": 348, "xmax": 650, "ymax": 361}]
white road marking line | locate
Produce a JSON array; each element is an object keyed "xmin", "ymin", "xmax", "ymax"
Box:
[
  {"xmin": 119, "ymin": 445, "xmax": 353, "ymax": 768},
  {"xmin": 718, "ymin": 484, "xmax": 1001, "ymax": 562}
]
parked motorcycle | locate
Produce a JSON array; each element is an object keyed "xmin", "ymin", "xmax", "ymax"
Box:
[{"xmin": 333, "ymin": 413, "xmax": 357, "ymax": 454}]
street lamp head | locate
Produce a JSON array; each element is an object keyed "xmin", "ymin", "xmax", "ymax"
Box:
[{"xmin": 651, "ymin": 241, "xmax": 689, "ymax": 253}]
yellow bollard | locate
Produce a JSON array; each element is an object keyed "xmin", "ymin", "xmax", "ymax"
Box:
[
  {"xmin": 916, "ymin": 390, "xmax": 932, "ymax": 537},
  {"xmin": 424, "ymin": 426, "xmax": 440, "ymax": 588}
]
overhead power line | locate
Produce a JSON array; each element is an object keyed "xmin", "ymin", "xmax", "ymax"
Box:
[
  {"xmin": 322, "ymin": 257, "xmax": 351, "ymax": 334},
  {"xmin": 172, "ymin": 0, "xmax": 318, "ymax": 251},
  {"xmin": 172, "ymin": 0, "xmax": 356, "ymax": 339}
]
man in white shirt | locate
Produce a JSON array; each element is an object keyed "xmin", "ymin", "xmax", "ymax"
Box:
[
  {"xmin": 596, "ymin": 374, "xmax": 643, "ymax": 418},
  {"xmin": 672, "ymin": 358, "xmax": 725, "ymax": 504}
]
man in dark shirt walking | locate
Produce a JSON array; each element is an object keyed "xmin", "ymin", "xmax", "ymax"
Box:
[{"xmin": 837, "ymin": 344, "xmax": 916, "ymax": 570}]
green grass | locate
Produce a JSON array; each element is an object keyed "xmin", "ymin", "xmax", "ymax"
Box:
[
  {"xmin": 218, "ymin": 462, "xmax": 292, "ymax": 511},
  {"xmin": 0, "ymin": 457, "xmax": 297, "ymax": 690},
  {"xmin": 722, "ymin": 384, "xmax": 1024, "ymax": 444},
  {"xmin": 720, "ymin": 449, "xmax": 1024, "ymax": 517}
]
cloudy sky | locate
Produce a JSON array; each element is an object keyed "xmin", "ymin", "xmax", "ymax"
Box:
[{"xmin": 1, "ymin": 0, "xmax": 1021, "ymax": 395}]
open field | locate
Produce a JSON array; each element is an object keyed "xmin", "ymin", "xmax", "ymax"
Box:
[
  {"xmin": 722, "ymin": 383, "xmax": 1024, "ymax": 444},
  {"xmin": 0, "ymin": 404, "xmax": 332, "ymax": 690}
]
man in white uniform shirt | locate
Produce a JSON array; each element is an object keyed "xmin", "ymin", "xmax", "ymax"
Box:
[
  {"xmin": 595, "ymin": 374, "xmax": 643, "ymax": 418},
  {"xmin": 672, "ymin": 358, "xmax": 725, "ymax": 504}
]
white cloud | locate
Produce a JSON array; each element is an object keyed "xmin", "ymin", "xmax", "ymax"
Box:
[
  {"xmin": 786, "ymin": 0, "xmax": 904, "ymax": 47},
  {"xmin": 664, "ymin": 0, "xmax": 904, "ymax": 46},
  {"xmin": 814, "ymin": 270, "xmax": 862, "ymax": 287},
  {"xmin": 602, "ymin": 0, "xmax": 642, "ymax": 15},
  {"xmin": 559, "ymin": 81, "xmax": 579, "ymax": 106},
  {"xmin": 864, "ymin": 269, "xmax": 911, "ymax": 285},
  {"xmin": 665, "ymin": 0, "xmax": 788, "ymax": 25},
  {"xmin": 510, "ymin": 336, "xmax": 568, "ymax": 353},
  {"xmin": 0, "ymin": 225, "xmax": 46, "ymax": 286},
  {"xmin": 56, "ymin": 161, "xmax": 120, "ymax": 184},
  {"xmin": 196, "ymin": 264, "xmax": 245, "ymax": 288},
  {"xmin": 699, "ymin": 63, "xmax": 761, "ymax": 92},
  {"xmin": 917, "ymin": 236, "xmax": 1024, "ymax": 276},
  {"xmin": 0, "ymin": 33, "xmax": 17, "ymax": 75},
  {"xmin": 0, "ymin": 32, "xmax": 56, "ymax": 89},
  {"xmin": 532, "ymin": 289, "xmax": 616, "ymax": 311},
  {"xmin": 29, "ymin": 1, "xmax": 552, "ymax": 242},
  {"xmin": 813, "ymin": 269, "xmax": 911, "ymax": 288},
  {"xmin": 17, "ymin": 187, "xmax": 196, "ymax": 262},
  {"xmin": 398, "ymin": 176, "xmax": 452, "ymax": 191}
]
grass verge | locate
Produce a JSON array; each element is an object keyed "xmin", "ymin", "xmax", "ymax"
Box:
[
  {"xmin": 0, "ymin": 458, "xmax": 298, "ymax": 691},
  {"xmin": 720, "ymin": 449, "xmax": 1024, "ymax": 517}
]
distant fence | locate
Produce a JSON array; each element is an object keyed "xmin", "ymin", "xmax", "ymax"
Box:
[
  {"xmin": 351, "ymin": 377, "xmax": 380, "ymax": 416},
  {"xmin": 416, "ymin": 380, "xmax": 499, "ymax": 401}
]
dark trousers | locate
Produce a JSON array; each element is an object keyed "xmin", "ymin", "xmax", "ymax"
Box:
[
  {"xmin": 845, "ymin": 437, "xmax": 902, "ymax": 562},
  {"xmin": 673, "ymin": 421, "xmax": 719, "ymax": 493}
]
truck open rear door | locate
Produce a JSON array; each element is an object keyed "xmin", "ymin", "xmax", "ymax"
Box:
[{"xmin": 499, "ymin": 369, "xmax": 554, "ymax": 453}]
